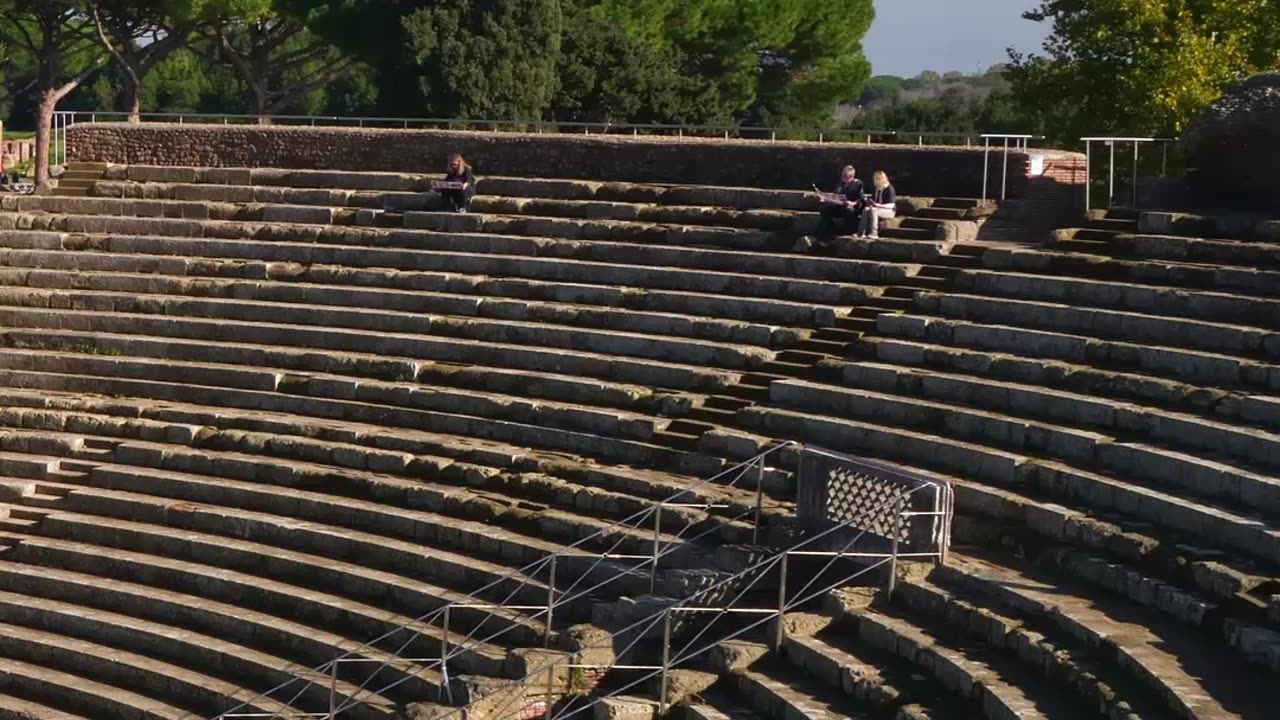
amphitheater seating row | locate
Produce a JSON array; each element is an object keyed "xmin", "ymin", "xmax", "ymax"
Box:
[{"xmin": 0, "ymin": 160, "xmax": 1276, "ymax": 720}]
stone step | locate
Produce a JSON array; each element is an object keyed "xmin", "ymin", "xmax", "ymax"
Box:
[
  {"xmin": 0, "ymin": 227, "xmax": 899, "ymax": 308},
  {"xmin": 0, "ymin": 655, "xmax": 195, "ymax": 720},
  {"xmin": 769, "ymin": 377, "xmax": 1280, "ymax": 518},
  {"xmin": 41, "ymin": 481, "xmax": 562, "ymax": 610},
  {"xmin": 954, "ymin": 270, "xmax": 1280, "ymax": 329},
  {"xmin": 0, "ymin": 246, "xmax": 850, "ymax": 328},
  {"xmin": 0, "ymin": 560, "xmax": 461, "ymax": 700},
  {"xmin": 0, "ymin": 367, "xmax": 689, "ymax": 468},
  {"xmin": 981, "ymin": 247, "xmax": 1280, "ymax": 298},
  {"xmin": 0, "ymin": 347, "xmax": 675, "ymax": 441},
  {"xmin": 66, "ymin": 213, "xmax": 910, "ymax": 288},
  {"xmin": 93, "ymin": 180, "xmax": 800, "ymax": 228},
  {"xmin": 1118, "ymin": 234, "xmax": 1280, "ymax": 269},
  {"xmin": 875, "ymin": 314, "xmax": 1280, "ymax": 393},
  {"xmin": 856, "ymin": 336, "xmax": 1280, "ymax": 433},
  {"xmin": 1, "ymin": 528, "xmax": 533, "ymax": 670},
  {"xmin": 51, "ymin": 330, "xmax": 674, "ymax": 413},
  {"xmin": 0, "ymin": 266, "xmax": 807, "ymax": 349},
  {"xmin": 0, "ymin": 285, "xmax": 781, "ymax": 367},
  {"xmin": 0, "ymin": 619, "xmax": 326, "ymax": 719},
  {"xmin": 775, "ymin": 614, "xmax": 963, "ymax": 718},
  {"xmin": 933, "ymin": 554, "xmax": 1279, "ymax": 720},
  {"xmin": 0, "ymin": 389, "xmax": 770, "ymax": 515},
  {"xmin": 835, "ymin": 361, "xmax": 1280, "ymax": 474},
  {"xmin": 739, "ymin": 406, "xmax": 1280, "ymax": 567},
  {"xmin": 0, "ymin": 691, "xmax": 92, "ymax": 720},
  {"xmin": 880, "ymin": 578, "xmax": 1171, "ymax": 719},
  {"xmin": 730, "ymin": 655, "xmax": 875, "ymax": 720},
  {"xmin": 0, "ymin": 313, "xmax": 736, "ymax": 395},
  {"xmin": 917, "ymin": 292, "xmax": 1280, "ymax": 361},
  {"xmin": 838, "ymin": 605, "xmax": 1085, "ymax": 719}
]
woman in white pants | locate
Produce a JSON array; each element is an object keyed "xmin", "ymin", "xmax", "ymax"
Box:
[{"xmin": 859, "ymin": 171, "xmax": 896, "ymax": 239}]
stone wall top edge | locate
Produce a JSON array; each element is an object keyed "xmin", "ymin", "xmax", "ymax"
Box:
[{"xmin": 69, "ymin": 122, "xmax": 1063, "ymax": 155}]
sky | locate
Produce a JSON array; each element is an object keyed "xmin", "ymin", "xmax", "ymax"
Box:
[{"xmin": 863, "ymin": 0, "xmax": 1051, "ymax": 78}]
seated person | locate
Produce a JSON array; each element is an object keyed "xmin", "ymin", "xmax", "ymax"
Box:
[
  {"xmin": 817, "ymin": 165, "xmax": 865, "ymax": 236},
  {"xmin": 859, "ymin": 170, "xmax": 897, "ymax": 239},
  {"xmin": 434, "ymin": 153, "xmax": 476, "ymax": 212}
]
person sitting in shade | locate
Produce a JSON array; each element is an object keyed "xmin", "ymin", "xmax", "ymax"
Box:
[
  {"xmin": 817, "ymin": 164, "xmax": 866, "ymax": 236},
  {"xmin": 859, "ymin": 170, "xmax": 897, "ymax": 239},
  {"xmin": 434, "ymin": 153, "xmax": 476, "ymax": 212}
]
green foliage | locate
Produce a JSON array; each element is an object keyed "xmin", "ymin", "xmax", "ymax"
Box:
[
  {"xmin": 1007, "ymin": 0, "xmax": 1280, "ymax": 145},
  {"xmin": 849, "ymin": 67, "xmax": 1042, "ymax": 137},
  {"xmin": 404, "ymin": 0, "xmax": 563, "ymax": 120}
]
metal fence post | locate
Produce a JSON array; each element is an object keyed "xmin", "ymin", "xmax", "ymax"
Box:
[
  {"xmin": 329, "ymin": 659, "xmax": 339, "ymax": 719},
  {"xmin": 1000, "ymin": 137, "xmax": 1010, "ymax": 200},
  {"xmin": 1084, "ymin": 140, "xmax": 1092, "ymax": 213},
  {"xmin": 772, "ymin": 554, "xmax": 789, "ymax": 651},
  {"xmin": 981, "ymin": 138, "xmax": 990, "ymax": 204},
  {"xmin": 887, "ymin": 499, "xmax": 902, "ymax": 600},
  {"xmin": 752, "ymin": 458, "xmax": 765, "ymax": 544},
  {"xmin": 1132, "ymin": 142, "xmax": 1140, "ymax": 208},
  {"xmin": 542, "ymin": 664, "xmax": 556, "ymax": 720},
  {"xmin": 545, "ymin": 555, "xmax": 557, "ymax": 647},
  {"xmin": 1108, "ymin": 140, "xmax": 1116, "ymax": 208},
  {"xmin": 440, "ymin": 606, "xmax": 451, "ymax": 703},
  {"xmin": 649, "ymin": 504, "xmax": 662, "ymax": 594},
  {"xmin": 658, "ymin": 613, "xmax": 672, "ymax": 715}
]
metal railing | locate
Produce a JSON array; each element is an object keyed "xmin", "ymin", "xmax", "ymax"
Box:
[
  {"xmin": 432, "ymin": 447, "xmax": 953, "ymax": 720},
  {"xmin": 981, "ymin": 134, "xmax": 1037, "ymax": 203},
  {"xmin": 213, "ymin": 441, "xmax": 799, "ymax": 720},
  {"xmin": 52, "ymin": 110, "xmax": 1042, "ymax": 161},
  {"xmin": 1081, "ymin": 136, "xmax": 1177, "ymax": 211}
]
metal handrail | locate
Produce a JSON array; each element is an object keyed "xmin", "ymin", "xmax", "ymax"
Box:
[
  {"xmin": 429, "ymin": 471, "xmax": 949, "ymax": 720},
  {"xmin": 212, "ymin": 441, "xmax": 798, "ymax": 720},
  {"xmin": 52, "ymin": 110, "xmax": 1042, "ymax": 154},
  {"xmin": 1081, "ymin": 136, "xmax": 1178, "ymax": 211}
]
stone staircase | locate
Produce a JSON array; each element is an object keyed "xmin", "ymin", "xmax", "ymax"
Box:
[{"xmin": 0, "ymin": 164, "xmax": 1275, "ymax": 719}]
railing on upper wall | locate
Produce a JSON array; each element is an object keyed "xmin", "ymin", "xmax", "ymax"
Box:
[
  {"xmin": 52, "ymin": 109, "xmax": 1042, "ymax": 156},
  {"xmin": 1080, "ymin": 136, "xmax": 1178, "ymax": 211}
]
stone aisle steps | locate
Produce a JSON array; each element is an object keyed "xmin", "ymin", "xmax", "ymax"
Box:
[{"xmin": 932, "ymin": 554, "xmax": 1279, "ymax": 720}]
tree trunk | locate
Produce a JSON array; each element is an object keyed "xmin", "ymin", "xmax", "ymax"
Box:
[
  {"xmin": 34, "ymin": 91, "xmax": 58, "ymax": 189},
  {"xmin": 124, "ymin": 72, "xmax": 142, "ymax": 123}
]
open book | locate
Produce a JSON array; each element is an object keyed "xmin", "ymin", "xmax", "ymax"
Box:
[{"xmin": 430, "ymin": 180, "xmax": 467, "ymax": 190}]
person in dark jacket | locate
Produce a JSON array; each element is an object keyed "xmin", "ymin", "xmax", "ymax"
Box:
[
  {"xmin": 817, "ymin": 165, "xmax": 865, "ymax": 236},
  {"xmin": 859, "ymin": 170, "xmax": 897, "ymax": 239},
  {"xmin": 437, "ymin": 153, "xmax": 476, "ymax": 212}
]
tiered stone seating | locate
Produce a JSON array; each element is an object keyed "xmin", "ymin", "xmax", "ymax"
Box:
[
  {"xmin": 3, "ymin": 156, "xmax": 1276, "ymax": 720},
  {"xmin": 701, "ymin": 201, "xmax": 1280, "ymax": 719},
  {"xmin": 0, "ymin": 161, "xmax": 1003, "ymax": 718}
]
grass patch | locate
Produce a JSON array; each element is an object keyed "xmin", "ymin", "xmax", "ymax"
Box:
[{"xmin": 2, "ymin": 130, "xmax": 36, "ymax": 140}]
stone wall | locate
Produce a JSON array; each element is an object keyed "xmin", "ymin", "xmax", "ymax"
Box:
[{"xmin": 67, "ymin": 123, "xmax": 1042, "ymax": 199}]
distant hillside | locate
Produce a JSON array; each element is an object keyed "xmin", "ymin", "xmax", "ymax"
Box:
[{"xmin": 834, "ymin": 65, "xmax": 1037, "ymax": 137}]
